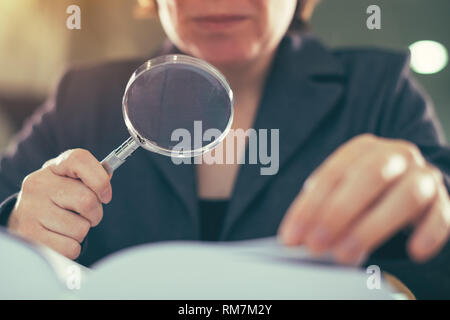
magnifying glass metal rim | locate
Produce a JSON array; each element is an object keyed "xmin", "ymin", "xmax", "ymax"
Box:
[{"xmin": 101, "ymin": 54, "xmax": 234, "ymax": 174}]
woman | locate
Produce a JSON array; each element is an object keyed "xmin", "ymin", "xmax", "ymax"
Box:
[{"xmin": 0, "ymin": 0, "xmax": 449, "ymax": 298}]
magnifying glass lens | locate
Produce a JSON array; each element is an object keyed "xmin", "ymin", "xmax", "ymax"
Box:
[{"xmin": 125, "ymin": 63, "xmax": 232, "ymax": 152}]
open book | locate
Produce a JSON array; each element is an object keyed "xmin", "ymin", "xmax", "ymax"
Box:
[{"xmin": 0, "ymin": 228, "xmax": 402, "ymax": 299}]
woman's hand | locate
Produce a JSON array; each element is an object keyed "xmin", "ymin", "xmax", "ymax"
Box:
[
  {"xmin": 7, "ymin": 149, "xmax": 112, "ymax": 260},
  {"xmin": 278, "ymin": 134, "xmax": 450, "ymax": 264}
]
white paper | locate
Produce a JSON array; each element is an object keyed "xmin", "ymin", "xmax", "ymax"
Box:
[
  {"xmin": 79, "ymin": 237, "xmax": 397, "ymax": 299},
  {"xmin": 0, "ymin": 231, "xmax": 400, "ymax": 300}
]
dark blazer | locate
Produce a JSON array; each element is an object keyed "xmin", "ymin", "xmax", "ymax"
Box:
[{"xmin": 1, "ymin": 33, "xmax": 450, "ymax": 299}]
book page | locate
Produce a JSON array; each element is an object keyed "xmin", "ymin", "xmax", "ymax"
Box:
[
  {"xmin": 0, "ymin": 228, "xmax": 67, "ymax": 299},
  {"xmin": 78, "ymin": 237, "xmax": 398, "ymax": 299}
]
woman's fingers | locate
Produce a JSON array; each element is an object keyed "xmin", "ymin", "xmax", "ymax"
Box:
[
  {"xmin": 279, "ymin": 133, "xmax": 449, "ymax": 264},
  {"xmin": 49, "ymin": 175, "xmax": 104, "ymax": 227},
  {"xmin": 332, "ymin": 166, "xmax": 438, "ymax": 264},
  {"xmin": 304, "ymin": 148, "xmax": 408, "ymax": 253},
  {"xmin": 38, "ymin": 203, "xmax": 91, "ymax": 243},
  {"xmin": 408, "ymin": 180, "xmax": 450, "ymax": 262},
  {"xmin": 36, "ymin": 226, "xmax": 82, "ymax": 260},
  {"xmin": 279, "ymin": 134, "xmax": 376, "ymax": 245},
  {"xmin": 45, "ymin": 149, "xmax": 112, "ymax": 204},
  {"xmin": 16, "ymin": 221, "xmax": 82, "ymax": 260}
]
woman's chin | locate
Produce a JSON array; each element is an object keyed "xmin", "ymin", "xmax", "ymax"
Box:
[{"xmin": 188, "ymin": 41, "xmax": 257, "ymax": 68}]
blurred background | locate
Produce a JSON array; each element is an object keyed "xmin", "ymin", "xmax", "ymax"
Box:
[{"xmin": 0, "ymin": 0, "xmax": 448, "ymax": 152}]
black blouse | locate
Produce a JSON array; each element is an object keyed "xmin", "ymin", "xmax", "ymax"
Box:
[{"xmin": 198, "ymin": 199, "xmax": 229, "ymax": 241}]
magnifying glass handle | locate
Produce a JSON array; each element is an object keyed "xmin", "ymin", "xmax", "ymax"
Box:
[{"xmin": 101, "ymin": 136, "xmax": 140, "ymax": 175}]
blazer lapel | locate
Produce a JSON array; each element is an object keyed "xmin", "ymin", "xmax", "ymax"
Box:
[
  {"xmin": 150, "ymin": 153, "xmax": 198, "ymax": 228},
  {"xmin": 221, "ymin": 33, "xmax": 347, "ymax": 239}
]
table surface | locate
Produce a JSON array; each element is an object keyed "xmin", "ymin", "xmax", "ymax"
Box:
[{"xmin": 384, "ymin": 272, "xmax": 416, "ymax": 300}]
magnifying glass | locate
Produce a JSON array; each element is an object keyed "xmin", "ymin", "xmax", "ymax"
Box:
[{"xmin": 101, "ymin": 54, "xmax": 234, "ymax": 174}]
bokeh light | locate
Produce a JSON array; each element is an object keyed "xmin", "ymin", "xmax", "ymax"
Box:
[{"xmin": 409, "ymin": 40, "xmax": 448, "ymax": 74}]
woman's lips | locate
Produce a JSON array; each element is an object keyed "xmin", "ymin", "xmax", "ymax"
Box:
[{"xmin": 192, "ymin": 15, "xmax": 250, "ymax": 31}]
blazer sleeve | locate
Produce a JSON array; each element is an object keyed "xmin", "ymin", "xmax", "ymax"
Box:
[
  {"xmin": 0, "ymin": 70, "xmax": 77, "ymax": 226},
  {"xmin": 367, "ymin": 56, "xmax": 450, "ymax": 299}
]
